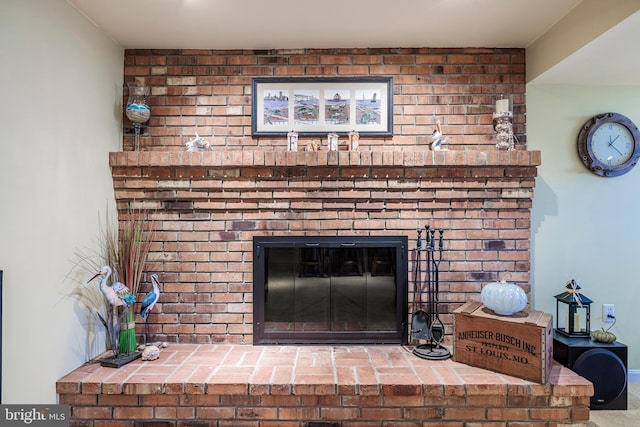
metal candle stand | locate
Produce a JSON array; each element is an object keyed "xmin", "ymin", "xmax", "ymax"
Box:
[{"xmin": 410, "ymin": 226, "xmax": 451, "ymax": 360}]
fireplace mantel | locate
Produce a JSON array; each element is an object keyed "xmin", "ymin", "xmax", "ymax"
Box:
[{"xmin": 110, "ymin": 149, "xmax": 541, "ymax": 170}]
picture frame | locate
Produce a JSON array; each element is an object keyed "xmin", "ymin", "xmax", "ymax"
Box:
[{"xmin": 251, "ymin": 76, "xmax": 393, "ymax": 137}]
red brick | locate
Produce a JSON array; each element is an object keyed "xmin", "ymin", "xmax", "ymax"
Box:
[
  {"xmin": 72, "ymin": 406, "xmax": 112, "ymax": 420},
  {"xmin": 105, "ymin": 47, "xmax": 540, "ymax": 347},
  {"xmin": 529, "ymin": 407, "xmax": 571, "ymax": 421},
  {"xmin": 444, "ymin": 407, "xmax": 488, "ymax": 420}
]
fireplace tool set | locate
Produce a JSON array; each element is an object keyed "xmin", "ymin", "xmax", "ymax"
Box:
[{"xmin": 410, "ymin": 226, "xmax": 451, "ymax": 360}]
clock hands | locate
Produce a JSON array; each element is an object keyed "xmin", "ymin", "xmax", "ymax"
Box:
[
  {"xmin": 608, "ymin": 134, "xmax": 624, "ymax": 157},
  {"xmin": 610, "ymin": 145, "xmax": 623, "ymax": 157}
]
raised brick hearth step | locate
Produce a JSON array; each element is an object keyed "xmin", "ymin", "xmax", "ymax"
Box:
[{"xmin": 57, "ymin": 344, "xmax": 592, "ymax": 426}]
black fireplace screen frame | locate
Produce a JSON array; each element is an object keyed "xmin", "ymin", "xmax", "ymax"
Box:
[{"xmin": 253, "ymin": 236, "xmax": 408, "ymax": 345}]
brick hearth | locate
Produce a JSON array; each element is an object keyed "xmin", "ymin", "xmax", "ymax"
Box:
[{"xmin": 57, "ymin": 344, "xmax": 592, "ymax": 426}]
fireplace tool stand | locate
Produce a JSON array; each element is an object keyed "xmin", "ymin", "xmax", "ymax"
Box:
[{"xmin": 410, "ymin": 226, "xmax": 450, "ymax": 360}]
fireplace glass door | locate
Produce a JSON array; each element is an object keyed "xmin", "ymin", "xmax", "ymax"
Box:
[{"xmin": 253, "ymin": 236, "xmax": 408, "ymax": 344}]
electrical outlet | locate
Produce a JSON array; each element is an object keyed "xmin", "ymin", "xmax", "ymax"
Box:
[{"xmin": 603, "ymin": 304, "xmax": 615, "ymax": 323}]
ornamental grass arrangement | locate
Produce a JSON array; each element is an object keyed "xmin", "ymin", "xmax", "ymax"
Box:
[
  {"xmin": 68, "ymin": 207, "xmax": 157, "ymax": 359},
  {"xmin": 107, "ymin": 208, "xmax": 157, "ymax": 353}
]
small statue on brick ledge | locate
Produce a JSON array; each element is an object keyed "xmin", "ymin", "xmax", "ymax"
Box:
[
  {"xmin": 185, "ymin": 133, "xmax": 212, "ymax": 152},
  {"xmin": 430, "ymin": 120, "xmax": 448, "ymax": 150}
]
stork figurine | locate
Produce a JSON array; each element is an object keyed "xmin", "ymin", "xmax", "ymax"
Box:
[
  {"xmin": 140, "ymin": 273, "xmax": 160, "ymax": 345},
  {"xmin": 88, "ymin": 265, "xmax": 137, "ymax": 355},
  {"xmin": 89, "ymin": 265, "xmax": 136, "ymax": 307}
]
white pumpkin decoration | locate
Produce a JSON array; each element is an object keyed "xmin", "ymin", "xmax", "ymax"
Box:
[{"xmin": 481, "ymin": 278, "xmax": 527, "ymax": 316}]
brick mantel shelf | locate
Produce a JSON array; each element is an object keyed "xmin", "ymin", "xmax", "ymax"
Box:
[{"xmin": 109, "ymin": 149, "xmax": 541, "ymax": 170}]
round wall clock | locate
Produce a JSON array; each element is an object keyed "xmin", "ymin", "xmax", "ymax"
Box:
[{"xmin": 577, "ymin": 112, "xmax": 640, "ymax": 177}]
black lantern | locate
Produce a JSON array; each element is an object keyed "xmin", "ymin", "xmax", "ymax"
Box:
[{"xmin": 555, "ymin": 279, "xmax": 592, "ymax": 337}]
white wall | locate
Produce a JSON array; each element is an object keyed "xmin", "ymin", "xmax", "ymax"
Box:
[
  {"xmin": 528, "ymin": 84, "xmax": 640, "ymax": 371},
  {"xmin": 0, "ymin": 0, "xmax": 122, "ymax": 403}
]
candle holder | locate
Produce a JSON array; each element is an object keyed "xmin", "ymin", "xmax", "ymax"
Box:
[
  {"xmin": 493, "ymin": 95, "xmax": 515, "ymax": 151},
  {"xmin": 554, "ymin": 279, "xmax": 592, "ymax": 337},
  {"xmin": 125, "ymin": 82, "xmax": 151, "ymax": 151},
  {"xmin": 348, "ymin": 130, "xmax": 359, "ymax": 151},
  {"xmin": 327, "ymin": 132, "xmax": 339, "ymax": 151}
]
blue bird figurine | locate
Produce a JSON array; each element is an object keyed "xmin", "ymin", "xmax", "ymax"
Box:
[
  {"xmin": 141, "ymin": 274, "xmax": 160, "ymax": 321},
  {"xmin": 140, "ymin": 273, "xmax": 160, "ymax": 345}
]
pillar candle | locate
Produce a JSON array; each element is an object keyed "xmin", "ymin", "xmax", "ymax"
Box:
[
  {"xmin": 496, "ymin": 98, "xmax": 509, "ymax": 114},
  {"xmin": 565, "ymin": 313, "xmax": 581, "ymax": 332}
]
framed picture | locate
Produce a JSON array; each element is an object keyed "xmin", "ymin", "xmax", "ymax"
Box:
[{"xmin": 251, "ymin": 77, "xmax": 393, "ymax": 136}]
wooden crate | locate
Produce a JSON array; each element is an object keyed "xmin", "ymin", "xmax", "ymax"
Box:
[{"xmin": 453, "ymin": 301, "xmax": 553, "ymax": 383}]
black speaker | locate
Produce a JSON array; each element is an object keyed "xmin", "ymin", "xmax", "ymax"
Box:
[{"xmin": 553, "ymin": 331, "xmax": 627, "ymax": 410}]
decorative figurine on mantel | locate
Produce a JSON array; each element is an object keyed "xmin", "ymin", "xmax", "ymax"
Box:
[
  {"xmin": 430, "ymin": 120, "xmax": 448, "ymax": 150},
  {"xmin": 348, "ymin": 130, "xmax": 360, "ymax": 151},
  {"xmin": 185, "ymin": 133, "xmax": 212, "ymax": 152},
  {"xmin": 327, "ymin": 132, "xmax": 339, "ymax": 151},
  {"xmin": 306, "ymin": 140, "xmax": 319, "ymax": 151},
  {"xmin": 287, "ymin": 130, "xmax": 298, "ymax": 151}
]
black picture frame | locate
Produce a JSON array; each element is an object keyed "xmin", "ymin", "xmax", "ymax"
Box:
[{"xmin": 251, "ymin": 76, "xmax": 393, "ymax": 137}]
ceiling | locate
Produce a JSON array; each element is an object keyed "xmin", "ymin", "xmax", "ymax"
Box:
[{"xmin": 66, "ymin": 0, "xmax": 640, "ymax": 85}]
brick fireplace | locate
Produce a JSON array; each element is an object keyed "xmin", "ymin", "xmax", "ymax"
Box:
[
  {"xmin": 111, "ymin": 148, "xmax": 538, "ymax": 346},
  {"xmin": 114, "ymin": 47, "xmax": 534, "ymax": 348},
  {"xmin": 110, "ymin": 48, "xmax": 540, "ymax": 343},
  {"xmin": 56, "ymin": 48, "xmax": 594, "ymax": 426}
]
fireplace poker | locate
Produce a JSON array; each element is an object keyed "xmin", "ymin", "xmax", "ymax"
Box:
[
  {"xmin": 429, "ymin": 229, "xmax": 445, "ymax": 346},
  {"xmin": 411, "ymin": 228, "xmax": 430, "ymax": 341},
  {"xmin": 427, "ymin": 227, "xmax": 435, "ymax": 321}
]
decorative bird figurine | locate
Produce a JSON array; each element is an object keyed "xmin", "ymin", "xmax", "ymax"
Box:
[
  {"xmin": 88, "ymin": 265, "xmax": 138, "ymax": 357},
  {"xmin": 430, "ymin": 120, "xmax": 449, "ymax": 150},
  {"xmin": 140, "ymin": 273, "xmax": 160, "ymax": 345},
  {"xmin": 141, "ymin": 274, "xmax": 160, "ymax": 321},
  {"xmin": 88, "ymin": 265, "xmax": 136, "ymax": 307}
]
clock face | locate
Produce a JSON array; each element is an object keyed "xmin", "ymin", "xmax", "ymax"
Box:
[
  {"xmin": 590, "ymin": 122, "xmax": 635, "ymax": 167},
  {"xmin": 577, "ymin": 112, "xmax": 640, "ymax": 177}
]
